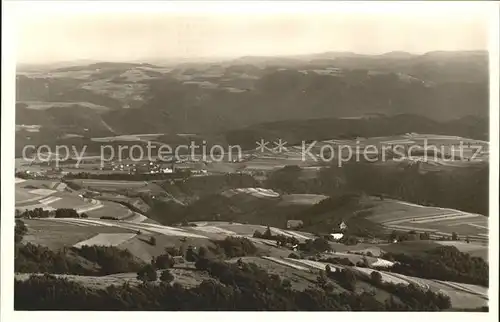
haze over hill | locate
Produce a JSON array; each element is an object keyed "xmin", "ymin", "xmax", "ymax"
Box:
[{"xmin": 15, "ymin": 50, "xmax": 488, "ymax": 145}]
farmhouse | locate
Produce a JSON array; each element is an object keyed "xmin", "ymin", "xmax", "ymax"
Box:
[{"xmin": 330, "ymin": 233, "xmax": 344, "ymax": 241}]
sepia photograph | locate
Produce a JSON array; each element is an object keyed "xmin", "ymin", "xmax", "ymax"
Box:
[{"xmin": 1, "ymin": 0, "xmax": 498, "ymax": 318}]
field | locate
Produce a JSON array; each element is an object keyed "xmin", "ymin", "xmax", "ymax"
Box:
[
  {"xmin": 221, "ymin": 187, "xmax": 280, "ymax": 199},
  {"xmin": 69, "ymin": 179, "xmax": 163, "ymax": 191},
  {"xmin": 361, "ymin": 197, "xmax": 488, "ymax": 241},
  {"xmin": 18, "ymin": 213, "xmax": 489, "ymax": 310},
  {"xmin": 73, "ymin": 233, "xmax": 137, "ymax": 248},
  {"xmin": 15, "ymin": 178, "xmax": 147, "ymax": 221},
  {"xmin": 262, "ymin": 256, "xmax": 487, "ymax": 309},
  {"xmin": 279, "ymin": 194, "xmax": 328, "ymax": 206},
  {"xmin": 91, "ymin": 133, "xmax": 164, "ymax": 142},
  {"xmin": 287, "ymin": 133, "xmax": 489, "ymax": 169}
]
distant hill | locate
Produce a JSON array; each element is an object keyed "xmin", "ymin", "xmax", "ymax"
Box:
[
  {"xmin": 224, "ymin": 114, "xmax": 488, "ymax": 149},
  {"xmin": 15, "ymin": 50, "xmax": 489, "ymax": 141}
]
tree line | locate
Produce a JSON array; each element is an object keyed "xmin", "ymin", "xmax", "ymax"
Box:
[{"xmin": 381, "ymin": 246, "xmax": 488, "ymax": 286}]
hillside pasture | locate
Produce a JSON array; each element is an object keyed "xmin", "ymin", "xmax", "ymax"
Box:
[
  {"xmin": 433, "ymin": 241, "xmax": 488, "ymax": 260},
  {"xmin": 21, "ymin": 218, "xmax": 131, "ymax": 249}
]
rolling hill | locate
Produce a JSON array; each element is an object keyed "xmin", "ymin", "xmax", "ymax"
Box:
[{"xmin": 15, "ymin": 51, "xmax": 488, "ymax": 141}]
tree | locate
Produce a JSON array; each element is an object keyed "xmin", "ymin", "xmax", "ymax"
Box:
[
  {"xmin": 165, "ymin": 246, "xmax": 182, "ymax": 257},
  {"xmin": 370, "ymin": 271, "xmax": 383, "ymax": 285},
  {"xmin": 80, "ymin": 213, "xmax": 88, "ymax": 218},
  {"xmin": 338, "ymin": 268, "xmax": 357, "ymax": 291},
  {"xmin": 159, "ymin": 269, "xmax": 175, "ymax": 283},
  {"xmin": 195, "ymin": 257, "xmax": 209, "ymax": 271},
  {"xmin": 149, "ymin": 236, "xmax": 157, "ymax": 246},
  {"xmin": 186, "ymin": 246, "xmax": 197, "ymax": 262},
  {"xmin": 263, "ymin": 226, "xmax": 272, "ymax": 239},
  {"xmin": 325, "ymin": 264, "xmax": 332, "ymax": 275},
  {"xmin": 419, "ymin": 232, "xmax": 430, "ymax": 240},
  {"xmin": 317, "ymin": 271, "xmax": 328, "ymax": 288},
  {"xmin": 137, "ymin": 264, "xmax": 157, "ymax": 283},
  {"xmin": 253, "ymin": 230, "xmax": 263, "ymax": 238},
  {"xmin": 282, "ymin": 279, "xmax": 292, "ymax": 288},
  {"xmin": 389, "ymin": 230, "xmax": 398, "ymax": 242},
  {"xmin": 153, "ymin": 253, "xmax": 175, "ymax": 269},
  {"xmin": 15, "ymin": 219, "xmax": 28, "ymax": 243},
  {"xmin": 198, "ymin": 246, "xmax": 208, "ymax": 258},
  {"xmin": 451, "ymin": 232, "xmax": 459, "ymax": 241}
]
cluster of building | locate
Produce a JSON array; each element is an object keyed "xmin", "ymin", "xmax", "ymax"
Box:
[{"xmin": 103, "ymin": 161, "xmax": 174, "ymax": 174}]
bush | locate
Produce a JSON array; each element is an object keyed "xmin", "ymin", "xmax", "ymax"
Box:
[
  {"xmin": 149, "ymin": 236, "xmax": 157, "ymax": 246},
  {"xmin": 15, "ymin": 243, "xmax": 96, "ymax": 275},
  {"xmin": 329, "ymin": 268, "xmax": 357, "ymax": 291},
  {"xmin": 137, "ymin": 264, "xmax": 157, "ymax": 283},
  {"xmin": 152, "ymin": 254, "xmax": 175, "ymax": 269},
  {"xmin": 76, "ymin": 245, "xmax": 144, "ymax": 275},
  {"xmin": 100, "ymin": 216, "xmax": 119, "ymax": 220},
  {"xmin": 15, "ymin": 219, "xmax": 28, "ymax": 243},
  {"xmin": 341, "ymin": 236, "xmax": 359, "ymax": 246},
  {"xmin": 195, "ymin": 257, "xmax": 210, "ymax": 271},
  {"xmin": 54, "ymin": 208, "xmax": 79, "ymax": 218},
  {"xmin": 253, "ymin": 230, "xmax": 263, "ymax": 238},
  {"xmin": 159, "ymin": 270, "xmax": 175, "ymax": 283},
  {"xmin": 288, "ymin": 252, "xmax": 300, "ymax": 259},
  {"xmin": 213, "ymin": 237, "xmax": 258, "ymax": 258},
  {"xmin": 165, "ymin": 246, "xmax": 182, "ymax": 257}
]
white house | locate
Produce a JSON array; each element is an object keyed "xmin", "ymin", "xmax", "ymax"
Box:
[{"xmin": 330, "ymin": 233, "xmax": 344, "ymax": 241}]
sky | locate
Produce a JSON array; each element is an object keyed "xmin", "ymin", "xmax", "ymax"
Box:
[{"xmin": 10, "ymin": 1, "xmax": 494, "ymax": 64}]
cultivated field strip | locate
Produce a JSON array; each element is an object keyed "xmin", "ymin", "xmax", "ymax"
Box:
[
  {"xmin": 411, "ymin": 213, "xmax": 480, "ymax": 224},
  {"xmin": 352, "ymin": 267, "xmax": 410, "ymax": 285},
  {"xmin": 39, "ymin": 196, "xmax": 62, "ymax": 205},
  {"xmin": 42, "ymin": 218, "xmax": 96, "ymax": 227},
  {"xmin": 114, "ymin": 222, "xmax": 209, "ymax": 239},
  {"xmin": 41, "ymin": 218, "xmax": 210, "ymax": 238},
  {"xmin": 191, "ymin": 226, "xmax": 239, "ymax": 236},
  {"xmin": 262, "ymin": 256, "xmax": 310, "ymax": 271},
  {"xmin": 370, "ymin": 258, "xmax": 395, "ymax": 268},
  {"xmin": 269, "ymin": 227, "xmax": 311, "ymax": 240},
  {"xmin": 29, "ymin": 188, "xmax": 57, "ymax": 196},
  {"xmin": 73, "ymin": 233, "xmax": 137, "ymax": 248},
  {"xmin": 382, "ymin": 271, "xmax": 429, "ymax": 289},
  {"xmin": 287, "ymin": 258, "xmax": 342, "ymax": 272},
  {"xmin": 75, "ymin": 200, "xmax": 105, "ymax": 214},
  {"xmin": 120, "ymin": 212, "xmax": 148, "ymax": 223},
  {"xmin": 432, "ymin": 280, "xmax": 488, "ymax": 298},
  {"xmin": 221, "ymin": 188, "xmax": 280, "ymax": 198}
]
